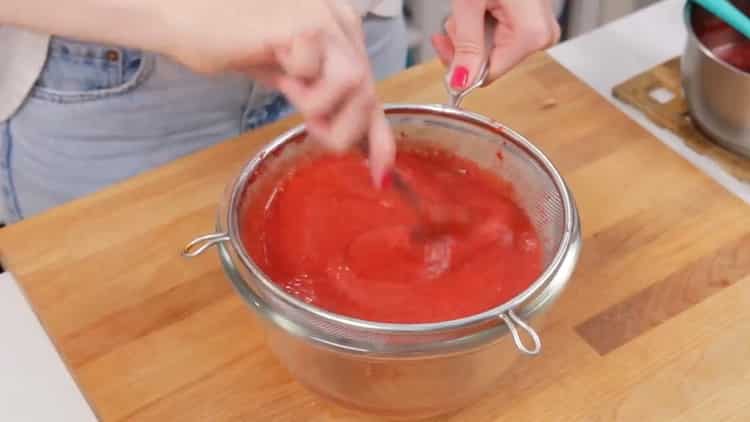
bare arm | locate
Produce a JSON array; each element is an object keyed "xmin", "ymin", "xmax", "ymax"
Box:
[{"xmin": 0, "ymin": 0, "xmax": 166, "ymax": 52}]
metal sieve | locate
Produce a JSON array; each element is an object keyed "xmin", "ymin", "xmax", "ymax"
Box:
[
  {"xmin": 186, "ymin": 103, "xmax": 579, "ymax": 348},
  {"xmin": 183, "ymin": 63, "xmax": 581, "ymax": 418}
]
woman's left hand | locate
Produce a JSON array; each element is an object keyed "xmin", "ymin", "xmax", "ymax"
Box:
[{"xmin": 432, "ymin": 0, "xmax": 561, "ymax": 90}]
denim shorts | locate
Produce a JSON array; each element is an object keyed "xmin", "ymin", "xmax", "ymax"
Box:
[{"xmin": 0, "ymin": 14, "xmax": 406, "ymax": 223}]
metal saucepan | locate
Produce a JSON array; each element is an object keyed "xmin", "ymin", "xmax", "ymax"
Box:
[{"xmin": 683, "ymin": 0, "xmax": 750, "ymax": 155}]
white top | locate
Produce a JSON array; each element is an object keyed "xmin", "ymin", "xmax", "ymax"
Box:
[
  {"xmin": 0, "ymin": 0, "xmax": 403, "ymax": 122},
  {"xmin": 0, "ymin": 27, "xmax": 48, "ymax": 122}
]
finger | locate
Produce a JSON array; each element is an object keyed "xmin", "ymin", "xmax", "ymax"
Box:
[
  {"xmin": 431, "ymin": 34, "xmax": 454, "ymax": 67},
  {"xmin": 449, "ymin": 0, "xmax": 488, "ymax": 90},
  {"xmin": 324, "ymin": 86, "xmax": 374, "ymax": 152},
  {"xmin": 277, "ymin": 41, "xmax": 363, "ymax": 119},
  {"xmin": 367, "ymin": 107, "xmax": 396, "ymax": 188},
  {"xmin": 484, "ymin": 0, "xmax": 557, "ymax": 82},
  {"xmin": 542, "ymin": 0, "xmax": 563, "ymax": 45},
  {"xmin": 277, "ymin": 76, "xmax": 351, "ymax": 123},
  {"xmin": 434, "ymin": 16, "xmax": 456, "ymax": 67},
  {"xmin": 548, "ymin": 14, "xmax": 562, "ymax": 47},
  {"xmin": 326, "ymin": 0, "xmax": 368, "ymax": 53},
  {"xmin": 496, "ymin": 0, "xmax": 557, "ymax": 49},
  {"xmin": 326, "ymin": 0, "xmax": 394, "ymax": 187},
  {"xmin": 486, "ymin": 40, "xmax": 529, "ymax": 82},
  {"xmin": 274, "ymin": 32, "xmax": 324, "ymax": 80},
  {"xmin": 305, "ymin": 117, "xmax": 335, "ymax": 149},
  {"xmin": 443, "ymin": 16, "xmax": 457, "ymax": 39}
]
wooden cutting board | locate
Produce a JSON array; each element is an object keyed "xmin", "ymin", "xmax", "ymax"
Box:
[
  {"xmin": 1, "ymin": 53, "xmax": 750, "ymax": 421},
  {"xmin": 612, "ymin": 56, "xmax": 750, "ymax": 181}
]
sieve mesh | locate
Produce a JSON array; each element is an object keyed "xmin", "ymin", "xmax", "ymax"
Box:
[
  {"xmin": 384, "ymin": 112, "xmax": 565, "ymax": 268},
  {"xmin": 225, "ymin": 106, "xmax": 577, "ymax": 355}
]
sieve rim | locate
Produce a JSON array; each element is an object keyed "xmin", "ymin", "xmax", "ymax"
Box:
[{"xmin": 225, "ymin": 104, "xmax": 578, "ymax": 335}]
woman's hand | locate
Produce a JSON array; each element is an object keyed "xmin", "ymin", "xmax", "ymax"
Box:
[
  {"xmin": 2, "ymin": 0, "xmax": 395, "ymax": 186},
  {"xmin": 431, "ymin": 0, "xmax": 561, "ymax": 90},
  {"xmin": 160, "ymin": 0, "xmax": 395, "ymax": 186}
]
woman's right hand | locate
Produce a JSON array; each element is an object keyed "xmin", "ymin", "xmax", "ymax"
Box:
[
  {"xmin": 156, "ymin": 0, "xmax": 395, "ymax": 186},
  {"xmin": 431, "ymin": 0, "xmax": 560, "ymax": 89},
  {"xmin": 2, "ymin": 0, "xmax": 395, "ymax": 186}
]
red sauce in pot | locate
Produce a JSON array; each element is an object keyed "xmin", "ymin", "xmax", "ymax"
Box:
[
  {"xmin": 714, "ymin": 43, "xmax": 750, "ymax": 72},
  {"xmin": 241, "ymin": 147, "xmax": 542, "ymax": 323},
  {"xmin": 693, "ymin": 2, "xmax": 750, "ymax": 72}
]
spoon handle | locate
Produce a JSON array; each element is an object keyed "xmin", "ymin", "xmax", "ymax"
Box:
[{"xmin": 356, "ymin": 141, "xmax": 421, "ymax": 207}]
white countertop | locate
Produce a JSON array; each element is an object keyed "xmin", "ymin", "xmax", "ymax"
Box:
[
  {"xmin": 0, "ymin": 272, "xmax": 97, "ymax": 421},
  {"xmin": 2, "ymin": 1, "xmax": 734, "ymax": 418},
  {"xmin": 549, "ymin": 0, "xmax": 750, "ymax": 204}
]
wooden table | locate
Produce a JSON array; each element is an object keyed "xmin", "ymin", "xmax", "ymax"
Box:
[{"xmin": 1, "ymin": 53, "xmax": 749, "ymax": 421}]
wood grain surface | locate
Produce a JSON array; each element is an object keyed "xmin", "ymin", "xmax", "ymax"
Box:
[{"xmin": 1, "ymin": 53, "xmax": 750, "ymax": 421}]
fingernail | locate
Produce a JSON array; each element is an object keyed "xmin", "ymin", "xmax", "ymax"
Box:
[{"xmin": 451, "ymin": 66, "xmax": 470, "ymax": 89}]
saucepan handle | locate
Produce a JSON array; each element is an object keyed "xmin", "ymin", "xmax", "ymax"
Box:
[
  {"xmin": 499, "ymin": 310, "xmax": 542, "ymax": 356},
  {"xmin": 182, "ymin": 232, "xmax": 231, "ymax": 258}
]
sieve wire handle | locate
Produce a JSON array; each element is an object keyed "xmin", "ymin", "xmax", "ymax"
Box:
[
  {"xmin": 443, "ymin": 15, "xmax": 494, "ymax": 108},
  {"xmin": 500, "ymin": 310, "xmax": 541, "ymax": 356},
  {"xmin": 182, "ymin": 232, "xmax": 230, "ymax": 258}
]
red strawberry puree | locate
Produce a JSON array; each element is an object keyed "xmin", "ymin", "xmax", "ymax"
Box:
[{"xmin": 241, "ymin": 147, "xmax": 542, "ymax": 323}]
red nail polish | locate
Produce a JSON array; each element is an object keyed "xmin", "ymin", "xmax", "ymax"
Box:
[
  {"xmin": 451, "ymin": 66, "xmax": 470, "ymax": 89},
  {"xmin": 381, "ymin": 171, "xmax": 393, "ymax": 189}
]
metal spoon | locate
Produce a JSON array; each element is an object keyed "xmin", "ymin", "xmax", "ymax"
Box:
[
  {"xmin": 357, "ymin": 142, "xmax": 421, "ymax": 210},
  {"xmin": 358, "ymin": 142, "xmax": 464, "ymax": 241},
  {"xmin": 357, "ymin": 17, "xmax": 494, "ymax": 239}
]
